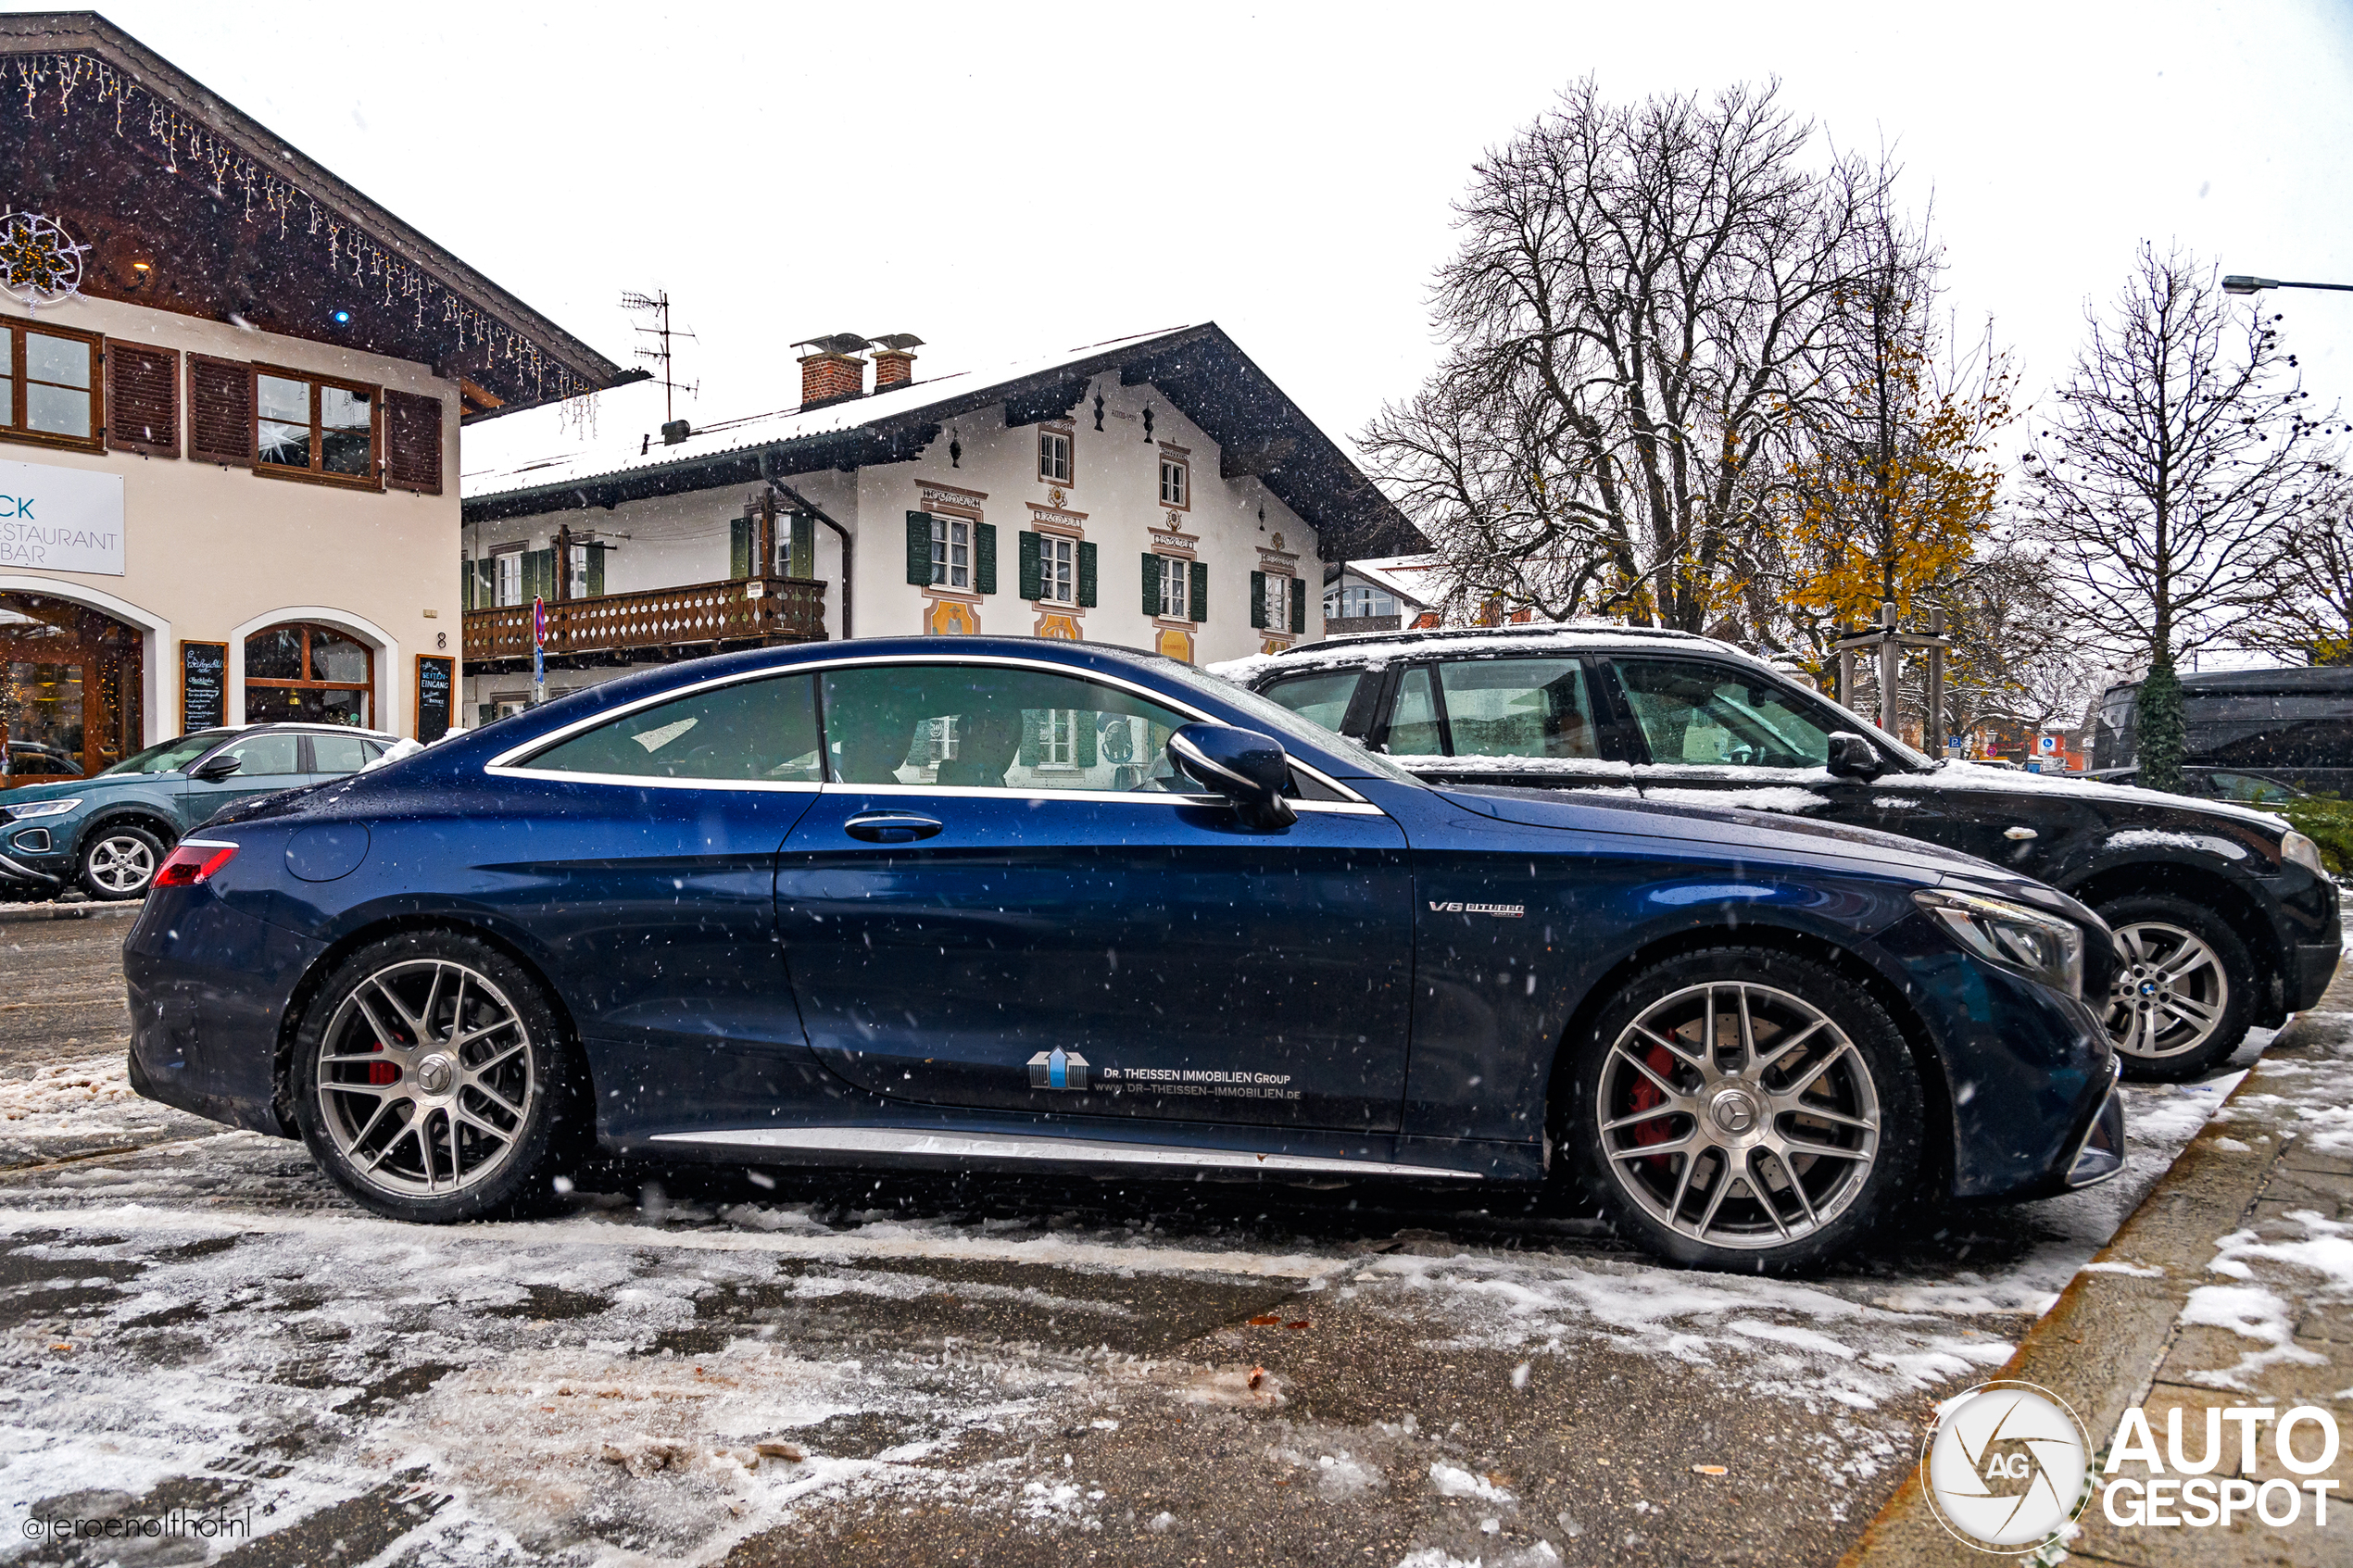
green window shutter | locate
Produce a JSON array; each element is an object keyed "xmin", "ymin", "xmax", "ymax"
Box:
[
  {"xmin": 1250, "ymin": 570, "xmax": 1267, "ymax": 630},
  {"xmin": 729, "ymin": 516, "xmax": 752, "ymax": 580},
  {"xmin": 789, "ymin": 514, "xmax": 815, "ymax": 579},
  {"xmin": 477, "ymin": 703, "xmax": 494, "ymax": 726},
  {"xmin": 1017, "ymin": 709, "xmax": 1044, "ymax": 768},
  {"xmin": 477, "ymin": 558, "xmax": 495, "ymax": 608},
  {"xmin": 525, "ymin": 548, "xmax": 554, "ymax": 602},
  {"xmin": 1141, "ymin": 552, "xmax": 1162, "ymax": 616},
  {"xmin": 1018, "ymin": 530, "xmax": 1042, "ymax": 601},
  {"xmin": 1076, "ymin": 712, "xmax": 1098, "ymax": 769},
  {"xmin": 905, "ymin": 511, "xmax": 935, "ymax": 586},
  {"xmin": 1077, "ymin": 541, "xmax": 1098, "ymax": 608},
  {"xmin": 1290, "ymin": 576, "xmax": 1306, "ymax": 633},
  {"xmin": 462, "ymin": 559, "xmax": 475, "ymax": 611},
  {"xmin": 975, "ymin": 522, "xmax": 999, "ymax": 595},
  {"xmin": 586, "ymin": 543, "xmax": 607, "ymax": 596},
  {"xmin": 1189, "ymin": 560, "xmax": 1208, "ymax": 624}
]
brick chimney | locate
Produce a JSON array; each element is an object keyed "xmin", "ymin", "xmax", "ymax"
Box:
[
  {"xmin": 799, "ymin": 351, "xmax": 866, "ymax": 408},
  {"xmin": 872, "ymin": 347, "xmax": 916, "ymax": 390}
]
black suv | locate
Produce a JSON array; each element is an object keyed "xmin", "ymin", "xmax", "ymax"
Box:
[{"xmin": 1239, "ymin": 625, "xmax": 2341, "ymax": 1080}]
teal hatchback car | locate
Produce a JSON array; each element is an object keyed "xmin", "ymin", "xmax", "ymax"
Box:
[{"xmin": 0, "ymin": 723, "xmax": 396, "ymax": 900}]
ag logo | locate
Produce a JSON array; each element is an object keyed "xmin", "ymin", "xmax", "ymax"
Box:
[{"xmin": 1921, "ymin": 1380, "xmax": 2092, "ymax": 1553}]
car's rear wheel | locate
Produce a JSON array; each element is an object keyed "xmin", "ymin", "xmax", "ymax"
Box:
[
  {"xmin": 79, "ymin": 823, "xmax": 163, "ymax": 899},
  {"xmin": 291, "ymin": 932, "xmax": 580, "ymax": 1222},
  {"xmin": 1562, "ymin": 948, "xmax": 1925, "ymax": 1273},
  {"xmin": 2096, "ymin": 894, "xmax": 2254, "ymax": 1081}
]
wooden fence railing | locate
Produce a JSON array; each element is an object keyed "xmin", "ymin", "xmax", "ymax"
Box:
[{"xmin": 463, "ymin": 577, "xmax": 826, "ymax": 664}]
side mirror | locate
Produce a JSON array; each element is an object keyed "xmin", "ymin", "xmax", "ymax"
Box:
[
  {"xmin": 1168, "ymin": 722, "xmax": 1298, "ymax": 830},
  {"xmin": 1824, "ymin": 732, "xmax": 1883, "ymax": 781},
  {"xmin": 191, "ymin": 754, "xmax": 242, "ymax": 783}
]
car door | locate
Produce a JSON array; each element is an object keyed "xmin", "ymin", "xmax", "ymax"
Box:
[
  {"xmin": 1367, "ymin": 656, "xmax": 1639, "ymax": 791},
  {"xmin": 775, "ymin": 657, "xmax": 1416, "ymax": 1133},
  {"xmin": 181, "ymin": 731, "xmax": 307, "ymax": 826},
  {"xmin": 1595, "ymin": 655, "xmax": 2071, "ymax": 873},
  {"xmin": 491, "ymin": 671, "xmax": 827, "ymax": 1135},
  {"xmin": 303, "ymin": 730, "xmax": 381, "ymax": 786}
]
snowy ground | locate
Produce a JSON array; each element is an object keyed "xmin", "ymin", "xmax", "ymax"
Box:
[{"xmin": 0, "ymin": 919, "xmax": 2271, "ymax": 1566}]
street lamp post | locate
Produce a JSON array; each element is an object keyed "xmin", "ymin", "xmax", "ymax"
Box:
[{"xmin": 2222, "ymin": 275, "xmax": 2353, "ymax": 295}]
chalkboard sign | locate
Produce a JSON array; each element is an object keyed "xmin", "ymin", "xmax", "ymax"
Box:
[
  {"xmin": 415, "ymin": 655, "xmax": 455, "ymax": 744},
  {"xmin": 181, "ymin": 641, "xmax": 227, "ymax": 732}
]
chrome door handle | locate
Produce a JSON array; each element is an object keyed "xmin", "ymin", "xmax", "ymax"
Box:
[{"xmin": 843, "ymin": 811, "xmax": 943, "ymax": 845}]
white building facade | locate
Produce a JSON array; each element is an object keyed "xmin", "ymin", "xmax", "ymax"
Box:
[{"xmin": 459, "ymin": 326, "xmax": 1416, "ymax": 717}]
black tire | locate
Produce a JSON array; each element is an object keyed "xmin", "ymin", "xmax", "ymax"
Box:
[
  {"xmin": 290, "ymin": 930, "xmax": 584, "ymax": 1223},
  {"xmin": 1556, "ymin": 947, "xmax": 1927, "ymax": 1273},
  {"xmin": 2095, "ymin": 893, "xmax": 2255, "ymax": 1082},
  {"xmin": 78, "ymin": 822, "xmax": 164, "ymax": 900}
]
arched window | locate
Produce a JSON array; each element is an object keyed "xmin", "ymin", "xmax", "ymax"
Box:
[{"xmin": 245, "ymin": 622, "xmax": 373, "ymax": 726}]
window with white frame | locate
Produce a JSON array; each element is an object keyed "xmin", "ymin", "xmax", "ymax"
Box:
[
  {"xmin": 931, "ymin": 514, "xmax": 972, "ymax": 589},
  {"xmin": 1038, "ymin": 533, "xmax": 1075, "ymax": 604},
  {"xmin": 1324, "ymin": 584, "xmax": 1398, "ymax": 619},
  {"xmin": 1039, "ymin": 709, "xmax": 1077, "ymax": 767},
  {"xmin": 1159, "ymin": 555, "xmax": 1189, "ymax": 620},
  {"xmin": 1038, "ymin": 428, "xmax": 1072, "ymax": 483},
  {"xmin": 1159, "ymin": 456, "xmax": 1189, "ymax": 508},
  {"xmin": 495, "ymin": 551, "xmax": 524, "ymax": 608},
  {"xmin": 1262, "ymin": 571, "xmax": 1291, "ymax": 629}
]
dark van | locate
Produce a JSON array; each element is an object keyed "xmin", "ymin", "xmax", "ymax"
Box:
[{"xmin": 2092, "ymin": 667, "xmax": 2353, "ymax": 796}]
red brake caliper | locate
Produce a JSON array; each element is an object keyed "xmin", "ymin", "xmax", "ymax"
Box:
[
  {"xmin": 364, "ymin": 1038, "xmax": 397, "ymax": 1086},
  {"xmin": 1626, "ymin": 1044, "xmax": 1680, "ymax": 1173}
]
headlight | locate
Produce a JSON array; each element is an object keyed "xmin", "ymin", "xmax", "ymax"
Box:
[
  {"xmin": 1, "ymin": 797, "xmax": 81, "ymax": 821},
  {"xmin": 1914, "ymin": 887, "xmax": 2086, "ymax": 997},
  {"xmin": 2280, "ymin": 830, "xmax": 2327, "ymax": 876}
]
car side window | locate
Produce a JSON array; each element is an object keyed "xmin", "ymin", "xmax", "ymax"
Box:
[
  {"xmin": 1255, "ymin": 670, "xmax": 1361, "ymax": 734},
  {"xmin": 519, "ymin": 675, "xmax": 824, "ymax": 782},
  {"xmin": 1611, "ymin": 658, "xmax": 1836, "ymax": 770},
  {"xmin": 821, "ymin": 663, "xmax": 1197, "ymax": 794},
  {"xmin": 221, "ymin": 734, "xmax": 303, "ymax": 777},
  {"xmin": 1385, "ymin": 667, "xmax": 1444, "ymax": 757},
  {"xmin": 1437, "ymin": 658, "xmax": 1598, "ymax": 759},
  {"xmin": 309, "ymin": 734, "xmax": 374, "ymax": 775}
]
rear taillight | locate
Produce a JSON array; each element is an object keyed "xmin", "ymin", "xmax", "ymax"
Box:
[{"xmin": 155, "ymin": 841, "xmax": 238, "ymax": 887}]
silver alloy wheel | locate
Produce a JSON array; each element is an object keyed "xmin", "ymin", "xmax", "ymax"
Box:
[
  {"xmin": 2105, "ymin": 922, "xmax": 2230, "ymax": 1060},
  {"xmin": 1596, "ymin": 981, "xmax": 1882, "ymax": 1251},
  {"xmin": 314, "ymin": 959, "xmax": 536, "ymax": 1198},
  {"xmin": 83, "ymin": 834, "xmax": 157, "ymax": 894}
]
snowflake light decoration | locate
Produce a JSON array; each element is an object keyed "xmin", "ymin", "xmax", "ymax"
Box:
[{"xmin": 0, "ymin": 210, "xmax": 90, "ymax": 309}]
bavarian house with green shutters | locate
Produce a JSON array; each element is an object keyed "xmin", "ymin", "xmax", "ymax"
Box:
[{"xmin": 457, "ymin": 324, "xmax": 1416, "ymax": 719}]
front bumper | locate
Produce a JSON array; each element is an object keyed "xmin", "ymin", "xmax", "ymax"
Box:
[
  {"xmin": 2060, "ymin": 1057, "xmax": 2127, "ymax": 1190},
  {"xmin": 0, "ymin": 847, "xmax": 63, "ymax": 886},
  {"xmin": 2291, "ymin": 939, "xmax": 2342, "ymax": 1012}
]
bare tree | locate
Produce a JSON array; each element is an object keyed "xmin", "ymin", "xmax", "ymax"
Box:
[
  {"xmin": 1362, "ymin": 80, "xmax": 1894, "ymax": 635},
  {"xmin": 2246, "ymin": 477, "xmax": 2353, "ymax": 666},
  {"xmin": 2020, "ymin": 244, "xmax": 2335, "ymax": 780}
]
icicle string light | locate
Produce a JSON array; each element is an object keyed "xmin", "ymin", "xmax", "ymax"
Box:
[{"xmin": 8, "ymin": 50, "xmax": 592, "ymax": 404}]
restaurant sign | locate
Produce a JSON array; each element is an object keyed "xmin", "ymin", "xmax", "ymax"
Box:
[{"xmin": 0, "ymin": 457, "xmax": 124, "ymax": 576}]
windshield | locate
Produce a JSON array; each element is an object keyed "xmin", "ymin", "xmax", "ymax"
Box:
[
  {"xmin": 1160, "ymin": 661, "xmax": 1422, "ymax": 784},
  {"xmin": 100, "ymin": 730, "xmax": 236, "ymax": 777}
]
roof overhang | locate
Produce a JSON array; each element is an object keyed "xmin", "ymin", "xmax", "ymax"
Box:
[
  {"xmin": 0, "ymin": 11, "xmax": 632, "ymax": 416},
  {"xmin": 465, "ymin": 324, "xmax": 1421, "ymax": 559}
]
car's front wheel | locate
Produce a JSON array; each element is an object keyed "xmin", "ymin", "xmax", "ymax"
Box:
[
  {"xmin": 79, "ymin": 823, "xmax": 164, "ymax": 900},
  {"xmin": 1562, "ymin": 948, "xmax": 1926, "ymax": 1273},
  {"xmin": 291, "ymin": 932, "xmax": 581, "ymax": 1222},
  {"xmin": 2097, "ymin": 894, "xmax": 2254, "ymax": 1081}
]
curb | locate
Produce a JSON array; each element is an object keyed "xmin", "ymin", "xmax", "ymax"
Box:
[
  {"xmin": 0, "ymin": 900, "xmax": 143, "ymax": 924},
  {"xmin": 1836, "ymin": 1023, "xmax": 2322, "ymax": 1567}
]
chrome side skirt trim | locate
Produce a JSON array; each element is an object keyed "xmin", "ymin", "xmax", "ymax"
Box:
[{"xmin": 647, "ymin": 1125, "xmax": 1481, "ymax": 1180}]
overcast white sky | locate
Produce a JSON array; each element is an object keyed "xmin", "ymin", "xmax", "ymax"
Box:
[{"xmin": 39, "ymin": 0, "xmax": 2353, "ymax": 487}]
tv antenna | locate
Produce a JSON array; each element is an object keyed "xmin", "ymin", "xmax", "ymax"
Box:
[{"xmin": 620, "ymin": 289, "xmax": 698, "ymax": 423}]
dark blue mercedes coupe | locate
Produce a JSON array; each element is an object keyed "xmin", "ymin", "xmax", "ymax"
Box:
[{"xmin": 124, "ymin": 636, "xmax": 2125, "ymax": 1272}]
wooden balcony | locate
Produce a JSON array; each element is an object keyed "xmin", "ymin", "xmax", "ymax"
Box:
[{"xmin": 463, "ymin": 577, "xmax": 826, "ymax": 671}]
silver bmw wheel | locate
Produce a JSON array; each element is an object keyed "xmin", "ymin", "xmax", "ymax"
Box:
[
  {"xmin": 1595, "ymin": 981, "xmax": 1882, "ymax": 1251},
  {"xmin": 314, "ymin": 959, "xmax": 537, "ymax": 1198},
  {"xmin": 83, "ymin": 833, "xmax": 157, "ymax": 895},
  {"xmin": 2106, "ymin": 922, "xmax": 2230, "ymax": 1061}
]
